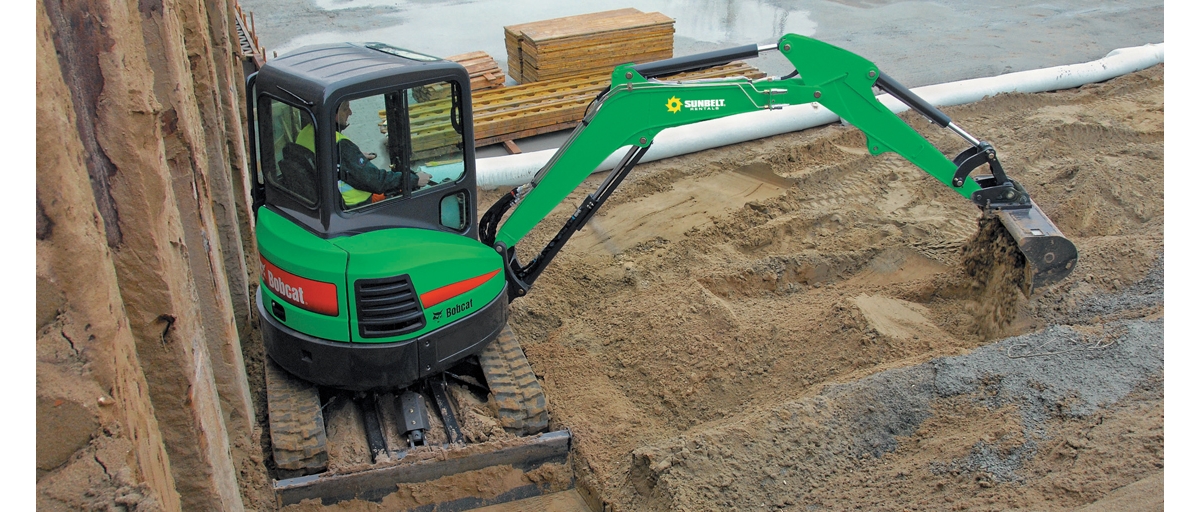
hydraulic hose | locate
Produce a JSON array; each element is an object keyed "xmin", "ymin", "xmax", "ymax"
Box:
[{"xmin": 633, "ymin": 44, "xmax": 762, "ymax": 79}]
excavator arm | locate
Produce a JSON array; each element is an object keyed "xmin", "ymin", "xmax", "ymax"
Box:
[{"xmin": 481, "ymin": 34, "xmax": 1076, "ymax": 300}]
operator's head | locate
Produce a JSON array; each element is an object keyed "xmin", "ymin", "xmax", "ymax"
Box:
[{"xmin": 336, "ymin": 101, "xmax": 353, "ymax": 131}]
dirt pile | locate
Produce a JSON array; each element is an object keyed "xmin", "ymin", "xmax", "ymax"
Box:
[{"xmin": 504, "ymin": 64, "xmax": 1163, "ymax": 510}]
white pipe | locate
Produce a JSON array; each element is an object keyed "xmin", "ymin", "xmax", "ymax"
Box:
[{"xmin": 476, "ymin": 43, "xmax": 1164, "ymax": 189}]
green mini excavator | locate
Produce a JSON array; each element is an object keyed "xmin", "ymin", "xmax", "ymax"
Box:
[{"xmin": 246, "ymin": 34, "xmax": 1076, "ymax": 507}]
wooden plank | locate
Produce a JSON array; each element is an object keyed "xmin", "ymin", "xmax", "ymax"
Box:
[
  {"xmin": 502, "ymin": 8, "xmax": 640, "ymax": 40},
  {"xmin": 522, "ymin": 23, "xmax": 675, "ymax": 52},
  {"xmin": 525, "ymin": 39, "xmax": 674, "ymax": 64},
  {"xmin": 516, "ymin": 11, "xmax": 673, "ymax": 43},
  {"xmin": 527, "ymin": 49, "xmax": 674, "ymax": 82},
  {"xmin": 413, "ymin": 51, "xmax": 505, "ymax": 102},
  {"xmin": 528, "ymin": 31, "xmax": 675, "ymax": 57},
  {"xmin": 504, "ymin": 9, "xmax": 676, "ymax": 84}
]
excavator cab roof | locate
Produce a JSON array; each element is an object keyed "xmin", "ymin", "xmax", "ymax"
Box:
[
  {"xmin": 251, "ymin": 42, "xmax": 477, "ymax": 239},
  {"xmin": 258, "ymin": 42, "xmax": 463, "ymax": 106}
]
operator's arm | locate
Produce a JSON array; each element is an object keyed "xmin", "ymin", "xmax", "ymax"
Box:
[{"xmin": 337, "ymin": 138, "xmax": 431, "ymax": 193}]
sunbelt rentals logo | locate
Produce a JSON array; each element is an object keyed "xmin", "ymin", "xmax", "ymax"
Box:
[
  {"xmin": 665, "ymin": 96, "xmax": 725, "ymax": 113},
  {"xmin": 665, "ymin": 96, "xmax": 682, "ymax": 113}
]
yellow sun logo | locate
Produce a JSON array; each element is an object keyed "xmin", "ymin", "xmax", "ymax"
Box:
[{"xmin": 665, "ymin": 96, "xmax": 682, "ymax": 113}]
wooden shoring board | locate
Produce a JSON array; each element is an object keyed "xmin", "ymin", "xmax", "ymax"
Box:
[
  {"xmin": 472, "ymin": 76, "xmax": 610, "ymax": 109},
  {"xmin": 515, "ymin": 11, "xmax": 674, "ymax": 44},
  {"xmin": 412, "ymin": 51, "xmax": 505, "ymax": 102},
  {"xmin": 521, "ymin": 26, "xmax": 675, "ymax": 56},
  {"xmin": 520, "ymin": 25, "xmax": 674, "ymax": 52},
  {"xmin": 473, "ymin": 101, "xmax": 592, "ymax": 140},
  {"xmin": 523, "ymin": 36, "xmax": 676, "ymax": 63},
  {"xmin": 515, "ymin": 34, "xmax": 674, "ymax": 81},
  {"xmin": 447, "ymin": 51, "xmax": 505, "ymax": 89},
  {"xmin": 410, "ymin": 93, "xmax": 593, "ymax": 153},
  {"xmin": 505, "ymin": 9, "xmax": 674, "ymax": 84},
  {"xmin": 524, "ymin": 50, "xmax": 674, "ymax": 82},
  {"xmin": 503, "ymin": 8, "xmax": 642, "ymax": 40},
  {"xmin": 521, "ymin": 41, "xmax": 673, "ymax": 69},
  {"xmin": 449, "ymin": 51, "xmax": 501, "ymax": 67},
  {"xmin": 503, "ymin": 8, "xmax": 642, "ymax": 59},
  {"xmin": 409, "ymin": 94, "xmax": 597, "ymax": 154}
]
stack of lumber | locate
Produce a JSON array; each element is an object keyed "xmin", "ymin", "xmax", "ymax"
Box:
[
  {"xmin": 413, "ymin": 51, "xmax": 505, "ymax": 102},
  {"xmin": 447, "ymin": 51, "xmax": 506, "ymax": 91},
  {"xmin": 504, "ymin": 9, "xmax": 675, "ymax": 84},
  {"xmin": 405, "ymin": 61, "xmax": 768, "ymax": 158}
]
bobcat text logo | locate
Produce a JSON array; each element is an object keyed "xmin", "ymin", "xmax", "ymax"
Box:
[
  {"xmin": 266, "ymin": 270, "xmax": 306, "ymax": 305},
  {"xmin": 444, "ymin": 299, "xmax": 473, "ymax": 319}
]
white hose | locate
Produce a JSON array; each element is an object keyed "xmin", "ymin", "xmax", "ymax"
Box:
[{"xmin": 476, "ymin": 43, "xmax": 1164, "ymax": 188}]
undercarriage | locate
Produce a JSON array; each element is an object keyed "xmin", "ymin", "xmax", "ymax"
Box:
[{"xmin": 263, "ymin": 324, "xmax": 570, "ymax": 507}]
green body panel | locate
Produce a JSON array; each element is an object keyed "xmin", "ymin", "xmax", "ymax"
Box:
[
  {"xmin": 495, "ymin": 34, "xmax": 979, "ymax": 248},
  {"xmin": 776, "ymin": 34, "xmax": 974, "ymax": 195},
  {"xmin": 332, "ymin": 228, "xmax": 505, "ymax": 343},
  {"xmin": 257, "ymin": 208, "xmax": 352, "ymax": 342}
]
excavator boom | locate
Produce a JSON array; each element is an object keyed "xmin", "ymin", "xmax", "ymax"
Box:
[{"xmin": 483, "ymin": 34, "xmax": 1076, "ymax": 297}]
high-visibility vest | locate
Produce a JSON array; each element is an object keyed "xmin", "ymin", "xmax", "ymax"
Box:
[{"xmin": 295, "ymin": 125, "xmax": 372, "ymax": 206}]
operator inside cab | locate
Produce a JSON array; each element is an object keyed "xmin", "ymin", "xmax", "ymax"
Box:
[
  {"xmin": 264, "ymin": 77, "xmax": 471, "ymax": 225},
  {"xmin": 295, "ymin": 101, "xmax": 432, "ymax": 209}
]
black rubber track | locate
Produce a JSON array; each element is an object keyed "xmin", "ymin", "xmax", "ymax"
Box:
[
  {"xmin": 265, "ymin": 359, "xmax": 329, "ymax": 472},
  {"xmin": 478, "ymin": 324, "xmax": 549, "ymax": 436}
]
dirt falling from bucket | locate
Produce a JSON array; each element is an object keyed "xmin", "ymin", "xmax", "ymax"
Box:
[{"xmin": 960, "ymin": 215, "xmax": 1027, "ymax": 339}]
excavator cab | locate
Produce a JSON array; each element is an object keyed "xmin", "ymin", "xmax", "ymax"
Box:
[
  {"xmin": 253, "ymin": 43, "xmax": 475, "ymax": 239},
  {"xmin": 249, "ymin": 42, "xmax": 517, "ymax": 394}
]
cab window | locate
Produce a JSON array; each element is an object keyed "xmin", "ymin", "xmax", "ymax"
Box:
[
  {"xmin": 339, "ymin": 80, "xmax": 467, "ymax": 211},
  {"xmin": 261, "ymin": 99, "xmax": 318, "ymax": 206}
]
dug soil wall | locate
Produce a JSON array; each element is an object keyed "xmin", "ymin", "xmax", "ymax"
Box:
[{"xmin": 35, "ymin": 0, "xmax": 271, "ymax": 509}]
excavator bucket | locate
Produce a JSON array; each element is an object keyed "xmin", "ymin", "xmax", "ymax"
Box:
[{"xmin": 993, "ymin": 200, "xmax": 1078, "ymax": 294}]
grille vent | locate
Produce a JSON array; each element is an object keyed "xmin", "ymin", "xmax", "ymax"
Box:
[{"xmin": 354, "ymin": 275, "xmax": 425, "ymax": 338}]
